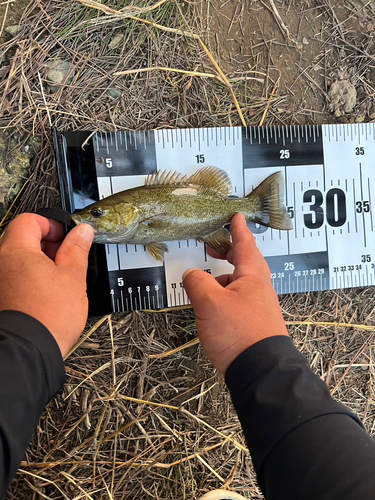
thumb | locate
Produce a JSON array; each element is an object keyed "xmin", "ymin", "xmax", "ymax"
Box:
[
  {"xmin": 55, "ymin": 224, "xmax": 94, "ymax": 277},
  {"xmin": 183, "ymin": 268, "xmax": 223, "ymax": 317}
]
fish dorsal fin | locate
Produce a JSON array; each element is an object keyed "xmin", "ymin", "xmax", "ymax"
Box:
[
  {"xmin": 145, "ymin": 167, "xmax": 232, "ymax": 196},
  {"xmin": 145, "ymin": 170, "xmax": 188, "ymax": 186},
  {"xmin": 187, "ymin": 167, "xmax": 232, "ymax": 196}
]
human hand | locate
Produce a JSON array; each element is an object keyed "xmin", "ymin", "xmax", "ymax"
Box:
[
  {"xmin": 183, "ymin": 214, "xmax": 289, "ymax": 374},
  {"xmin": 0, "ymin": 213, "xmax": 94, "ymax": 358}
]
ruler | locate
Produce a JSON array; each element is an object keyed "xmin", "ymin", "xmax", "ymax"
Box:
[{"xmin": 53, "ymin": 124, "xmax": 375, "ymax": 315}]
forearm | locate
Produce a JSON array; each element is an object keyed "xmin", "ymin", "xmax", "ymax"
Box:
[
  {"xmin": 0, "ymin": 311, "xmax": 65, "ymax": 498},
  {"xmin": 226, "ymin": 336, "xmax": 375, "ymax": 500}
]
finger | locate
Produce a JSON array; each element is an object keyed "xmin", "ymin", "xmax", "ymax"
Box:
[
  {"xmin": 206, "ymin": 245, "xmax": 228, "ymax": 260},
  {"xmin": 214, "ymin": 273, "xmax": 232, "ymax": 287},
  {"xmin": 227, "ymin": 214, "xmax": 258, "ymax": 277},
  {"xmin": 42, "ymin": 219, "xmax": 65, "ymax": 243},
  {"xmin": 41, "ymin": 240, "xmax": 62, "ymax": 261},
  {"xmin": 183, "ymin": 268, "xmax": 224, "ymax": 317},
  {"xmin": 0, "ymin": 213, "xmax": 51, "ymax": 251},
  {"xmin": 55, "ymin": 224, "xmax": 94, "ymax": 278}
]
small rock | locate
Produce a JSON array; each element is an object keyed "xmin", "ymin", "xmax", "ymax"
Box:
[
  {"xmin": 106, "ymin": 88, "xmax": 122, "ymax": 99},
  {"xmin": 109, "ymin": 33, "xmax": 124, "ymax": 50},
  {"xmin": 302, "ymin": 37, "xmax": 309, "ymax": 45},
  {"xmin": 46, "ymin": 59, "xmax": 75, "ymax": 93},
  {"xmin": 4, "ymin": 25, "xmax": 24, "ymax": 39},
  {"xmin": 328, "ymin": 80, "xmax": 357, "ymax": 117},
  {"xmin": 175, "ymin": 116, "xmax": 189, "ymax": 127}
]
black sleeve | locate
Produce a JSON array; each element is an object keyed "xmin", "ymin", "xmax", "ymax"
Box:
[
  {"xmin": 225, "ymin": 335, "xmax": 375, "ymax": 500},
  {"xmin": 0, "ymin": 310, "xmax": 65, "ymax": 499}
]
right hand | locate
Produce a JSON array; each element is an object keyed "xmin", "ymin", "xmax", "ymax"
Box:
[{"xmin": 183, "ymin": 214, "xmax": 289, "ymax": 374}]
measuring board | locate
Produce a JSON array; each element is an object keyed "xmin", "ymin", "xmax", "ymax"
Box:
[{"xmin": 53, "ymin": 124, "xmax": 375, "ymax": 315}]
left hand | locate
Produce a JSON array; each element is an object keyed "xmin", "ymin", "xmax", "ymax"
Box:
[{"xmin": 0, "ymin": 213, "xmax": 94, "ymax": 357}]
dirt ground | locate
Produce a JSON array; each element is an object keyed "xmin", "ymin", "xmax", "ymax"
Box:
[
  {"xmin": 1, "ymin": 0, "xmax": 375, "ymax": 499},
  {"xmin": 0, "ymin": 0, "xmax": 28, "ymax": 31},
  {"xmin": 201, "ymin": 0, "xmax": 375, "ymax": 124}
]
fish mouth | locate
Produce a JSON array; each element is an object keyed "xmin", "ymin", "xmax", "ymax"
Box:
[
  {"xmin": 71, "ymin": 214, "xmax": 81, "ymax": 226},
  {"xmin": 71, "ymin": 214, "xmax": 98, "ymax": 235}
]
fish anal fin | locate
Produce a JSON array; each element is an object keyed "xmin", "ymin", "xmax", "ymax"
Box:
[
  {"xmin": 145, "ymin": 242, "xmax": 169, "ymax": 262},
  {"xmin": 246, "ymin": 171, "xmax": 293, "ymax": 230},
  {"xmin": 200, "ymin": 227, "xmax": 231, "ymax": 254},
  {"xmin": 188, "ymin": 167, "xmax": 232, "ymax": 196}
]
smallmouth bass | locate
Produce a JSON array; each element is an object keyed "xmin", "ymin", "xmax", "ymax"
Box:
[{"xmin": 72, "ymin": 167, "xmax": 293, "ymax": 261}]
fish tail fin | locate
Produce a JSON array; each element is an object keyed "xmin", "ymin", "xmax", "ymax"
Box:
[{"xmin": 245, "ymin": 171, "xmax": 293, "ymax": 230}]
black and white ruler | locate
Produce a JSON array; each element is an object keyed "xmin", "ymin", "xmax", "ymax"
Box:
[{"xmin": 54, "ymin": 124, "xmax": 375, "ymax": 315}]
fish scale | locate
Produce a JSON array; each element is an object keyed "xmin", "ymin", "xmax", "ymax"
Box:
[{"xmin": 53, "ymin": 124, "xmax": 375, "ymax": 316}]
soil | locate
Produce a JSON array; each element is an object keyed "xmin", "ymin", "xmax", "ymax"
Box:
[
  {"xmin": 0, "ymin": 0, "xmax": 29, "ymax": 33},
  {"xmin": 200, "ymin": 0, "xmax": 375, "ymax": 124}
]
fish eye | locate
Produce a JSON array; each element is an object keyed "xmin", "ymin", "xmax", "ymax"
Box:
[{"xmin": 91, "ymin": 208, "xmax": 104, "ymax": 218}]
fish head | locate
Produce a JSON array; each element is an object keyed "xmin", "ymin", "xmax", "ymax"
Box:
[{"xmin": 72, "ymin": 201, "xmax": 139, "ymax": 243}]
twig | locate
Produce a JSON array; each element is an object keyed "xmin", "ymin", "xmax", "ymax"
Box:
[
  {"xmin": 285, "ymin": 320, "xmax": 375, "ymax": 333},
  {"xmin": 149, "ymin": 337, "xmax": 200, "ymax": 359},
  {"xmin": 259, "ymin": 75, "xmax": 279, "ymax": 126},
  {"xmin": 113, "ymin": 65, "xmax": 224, "ymax": 84},
  {"xmin": 64, "ymin": 315, "xmax": 109, "ymax": 360},
  {"xmin": 0, "ymin": 0, "xmax": 9, "ymax": 39},
  {"xmin": 265, "ymin": 0, "xmax": 302, "ymax": 50},
  {"xmin": 37, "ymin": 72, "xmax": 52, "ymax": 127},
  {"xmin": 75, "ymin": 0, "xmax": 168, "ymax": 17},
  {"xmin": 108, "ymin": 315, "xmax": 116, "ymax": 386}
]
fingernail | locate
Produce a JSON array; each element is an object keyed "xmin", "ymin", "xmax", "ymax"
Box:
[{"xmin": 78, "ymin": 223, "xmax": 95, "ymax": 243}]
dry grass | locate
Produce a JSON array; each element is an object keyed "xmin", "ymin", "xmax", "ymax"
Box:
[{"xmin": 0, "ymin": 0, "xmax": 375, "ymax": 498}]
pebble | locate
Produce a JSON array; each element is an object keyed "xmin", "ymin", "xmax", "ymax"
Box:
[
  {"xmin": 328, "ymin": 80, "xmax": 357, "ymax": 117},
  {"xmin": 106, "ymin": 88, "xmax": 122, "ymax": 99},
  {"xmin": 5, "ymin": 25, "xmax": 23, "ymax": 38},
  {"xmin": 109, "ymin": 34, "xmax": 124, "ymax": 50},
  {"xmin": 46, "ymin": 59, "xmax": 75, "ymax": 93}
]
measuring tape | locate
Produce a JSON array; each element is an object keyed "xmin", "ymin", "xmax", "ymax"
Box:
[{"xmin": 54, "ymin": 124, "xmax": 375, "ymax": 315}]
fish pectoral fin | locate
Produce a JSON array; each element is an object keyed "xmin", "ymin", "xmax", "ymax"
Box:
[
  {"xmin": 145, "ymin": 242, "xmax": 169, "ymax": 262},
  {"xmin": 141, "ymin": 214, "xmax": 169, "ymax": 229},
  {"xmin": 199, "ymin": 228, "xmax": 231, "ymax": 254}
]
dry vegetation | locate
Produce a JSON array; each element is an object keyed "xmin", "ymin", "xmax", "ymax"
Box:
[{"xmin": 0, "ymin": 0, "xmax": 375, "ymax": 498}]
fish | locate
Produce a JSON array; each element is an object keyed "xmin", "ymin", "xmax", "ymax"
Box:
[{"xmin": 72, "ymin": 167, "xmax": 293, "ymax": 261}]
